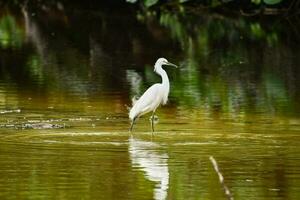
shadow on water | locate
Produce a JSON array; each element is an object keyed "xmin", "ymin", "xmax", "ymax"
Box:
[{"xmin": 0, "ymin": 1, "xmax": 299, "ymax": 200}]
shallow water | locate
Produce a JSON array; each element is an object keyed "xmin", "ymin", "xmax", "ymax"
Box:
[{"xmin": 0, "ymin": 2, "xmax": 300, "ymax": 200}]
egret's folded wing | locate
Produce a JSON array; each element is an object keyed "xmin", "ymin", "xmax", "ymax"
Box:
[{"xmin": 129, "ymin": 84, "xmax": 160, "ymax": 119}]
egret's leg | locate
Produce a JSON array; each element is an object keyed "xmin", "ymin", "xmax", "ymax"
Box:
[
  {"xmin": 151, "ymin": 112, "xmax": 155, "ymax": 133},
  {"xmin": 130, "ymin": 118, "xmax": 136, "ymax": 132}
]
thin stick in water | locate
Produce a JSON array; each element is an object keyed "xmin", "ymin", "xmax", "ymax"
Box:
[{"xmin": 209, "ymin": 156, "xmax": 234, "ymax": 200}]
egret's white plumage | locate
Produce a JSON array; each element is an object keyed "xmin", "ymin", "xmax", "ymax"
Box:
[{"xmin": 129, "ymin": 58, "xmax": 177, "ymax": 132}]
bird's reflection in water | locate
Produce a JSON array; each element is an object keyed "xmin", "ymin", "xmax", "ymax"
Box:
[{"xmin": 129, "ymin": 137, "xmax": 169, "ymax": 200}]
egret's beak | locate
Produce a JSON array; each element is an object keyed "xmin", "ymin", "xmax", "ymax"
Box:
[{"xmin": 165, "ymin": 61, "xmax": 178, "ymax": 68}]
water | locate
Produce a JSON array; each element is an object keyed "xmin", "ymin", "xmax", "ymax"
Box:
[{"xmin": 0, "ymin": 2, "xmax": 300, "ymax": 200}]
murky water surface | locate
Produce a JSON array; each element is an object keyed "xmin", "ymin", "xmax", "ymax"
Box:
[{"xmin": 0, "ymin": 2, "xmax": 299, "ymax": 200}]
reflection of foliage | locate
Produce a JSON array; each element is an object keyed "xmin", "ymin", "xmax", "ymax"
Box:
[
  {"xmin": 255, "ymin": 0, "xmax": 282, "ymax": 5},
  {"xmin": 0, "ymin": 2, "xmax": 298, "ymax": 119},
  {"xmin": 137, "ymin": 8, "xmax": 298, "ymax": 117},
  {"xmin": 0, "ymin": 14, "xmax": 25, "ymax": 48},
  {"xmin": 129, "ymin": 0, "xmax": 289, "ymax": 9}
]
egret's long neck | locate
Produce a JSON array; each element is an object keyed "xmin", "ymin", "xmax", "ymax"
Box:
[
  {"xmin": 156, "ymin": 67, "xmax": 169, "ymax": 90},
  {"xmin": 155, "ymin": 64, "xmax": 170, "ymax": 104}
]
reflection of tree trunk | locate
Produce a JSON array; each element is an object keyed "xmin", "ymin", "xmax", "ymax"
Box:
[
  {"xmin": 89, "ymin": 37, "xmax": 112, "ymax": 72},
  {"xmin": 21, "ymin": 5, "xmax": 92, "ymax": 95},
  {"xmin": 22, "ymin": 6, "xmax": 51, "ymax": 66},
  {"xmin": 89, "ymin": 36, "xmax": 114, "ymax": 90}
]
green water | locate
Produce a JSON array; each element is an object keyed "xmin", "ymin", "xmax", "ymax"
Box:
[{"xmin": 0, "ymin": 2, "xmax": 300, "ymax": 200}]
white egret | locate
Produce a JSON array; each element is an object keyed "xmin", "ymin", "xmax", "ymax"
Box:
[{"xmin": 129, "ymin": 58, "xmax": 178, "ymax": 132}]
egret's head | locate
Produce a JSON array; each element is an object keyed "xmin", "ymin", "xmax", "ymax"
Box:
[{"xmin": 154, "ymin": 57, "xmax": 178, "ymax": 72}]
